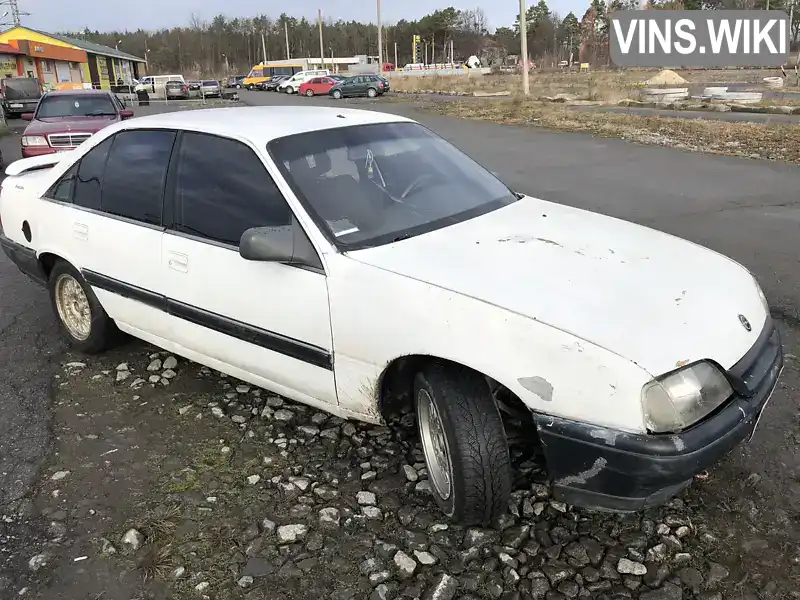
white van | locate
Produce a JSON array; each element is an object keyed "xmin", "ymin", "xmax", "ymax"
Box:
[
  {"xmin": 278, "ymin": 70, "xmax": 330, "ymax": 95},
  {"xmin": 135, "ymin": 75, "xmax": 186, "ymax": 98}
]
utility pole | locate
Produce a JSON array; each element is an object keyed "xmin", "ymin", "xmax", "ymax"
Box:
[
  {"xmin": 519, "ymin": 0, "xmax": 529, "ymax": 96},
  {"xmin": 285, "ymin": 21, "xmax": 290, "ymax": 59},
  {"xmin": 394, "ymin": 41, "xmax": 398, "ymax": 69},
  {"xmin": 377, "ymin": 0, "xmax": 383, "ymax": 73},
  {"xmin": 261, "ymin": 30, "xmax": 267, "ymax": 63},
  {"xmin": 318, "ymin": 9, "xmax": 325, "ymax": 70}
]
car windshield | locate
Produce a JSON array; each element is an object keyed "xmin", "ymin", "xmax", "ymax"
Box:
[
  {"xmin": 36, "ymin": 95, "xmax": 116, "ymax": 118},
  {"xmin": 268, "ymin": 122, "xmax": 518, "ymax": 250},
  {"xmin": 2, "ymin": 78, "xmax": 41, "ymax": 100}
]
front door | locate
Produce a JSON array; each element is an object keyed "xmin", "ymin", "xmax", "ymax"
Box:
[{"xmin": 161, "ymin": 131, "xmax": 337, "ymax": 407}]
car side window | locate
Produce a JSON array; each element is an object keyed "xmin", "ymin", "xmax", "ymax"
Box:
[
  {"xmin": 73, "ymin": 137, "xmax": 114, "ymax": 210},
  {"xmin": 101, "ymin": 130, "xmax": 176, "ymax": 226},
  {"xmin": 173, "ymin": 132, "xmax": 293, "ymax": 247},
  {"xmin": 310, "ymin": 78, "xmax": 321, "ymax": 84},
  {"xmin": 45, "ymin": 163, "xmax": 78, "ymax": 202}
]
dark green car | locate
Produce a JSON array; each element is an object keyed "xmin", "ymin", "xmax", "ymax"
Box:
[{"xmin": 329, "ymin": 75, "xmax": 385, "ymax": 99}]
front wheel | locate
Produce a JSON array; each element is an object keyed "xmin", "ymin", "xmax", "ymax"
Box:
[
  {"xmin": 305, "ymin": 89, "xmax": 314, "ymax": 97},
  {"xmin": 332, "ymin": 90, "xmax": 342, "ymax": 99},
  {"xmin": 367, "ymin": 87, "xmax": 377, "ymax": 98},
  {"xmin": 48, "ymin": 260, "xmax": 118, "ymax": 354},
  {"xmin": 414, "ymin": 363, "xmax": 512, "ymax": 526},
  {"xmin": 285, "ymin": 86, "xmax": 294, "ymax": 94}
]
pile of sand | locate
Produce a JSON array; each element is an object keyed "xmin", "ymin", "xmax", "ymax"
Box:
[{"xmin": 644, "ymin": 69, "xmax": 687, "ymax": 85}]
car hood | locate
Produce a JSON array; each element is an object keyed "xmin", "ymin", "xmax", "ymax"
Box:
[
  {"xmin": 348, "ymin": 196, "xmax": 767, "ymax": 376},
  {"xmin": 24, "ymin": 116, "xmax": 117, "ymax": 135}
]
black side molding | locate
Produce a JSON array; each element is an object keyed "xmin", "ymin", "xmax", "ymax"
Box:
[
  {"xmin": 82, "ymin": 269, "xmax": 332, "ymax": 371},
  {"xmin": 83, "ymin": 269, "xmax": 167, "ymax": 312}
]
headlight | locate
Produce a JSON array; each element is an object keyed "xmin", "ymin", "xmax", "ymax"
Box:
[
  {"xmin": 21, "ymin": 136, "xmax": 47, "ymax": 147},
  {"xmin": 642, "ymin": 361, "xmax": 733, "ymax": 433}
]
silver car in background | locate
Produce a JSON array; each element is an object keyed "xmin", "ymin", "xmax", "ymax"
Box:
[{"xmin": 200, "ymin": 80, "xmax": 221, "ymax": 98}]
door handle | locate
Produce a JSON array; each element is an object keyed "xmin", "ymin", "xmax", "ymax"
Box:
[
  {"xmin": 72, "ymin": 222, "xmax": 88, "ymax": 241},
  {"xmin": 167, "ymin": 252, "xmax": 188, "ymax": 273}
]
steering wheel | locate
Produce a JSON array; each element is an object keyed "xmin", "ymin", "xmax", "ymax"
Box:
[{"xmin": 400, "ymin": 173, "xmax": 436, "ymax": 200}]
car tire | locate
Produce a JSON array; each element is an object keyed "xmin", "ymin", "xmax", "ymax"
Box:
[
  {"xmin": 286, "ymin": 86, "xmax": 294, "ymax": 94},
  {"xmin": 367, "ymin": 87, "xmax": 377, "ymax": 98},
  {"xmin": 305, "ymin": 89, "xmax": 314, "ymax": 97},
  {"xmin": 48, "ymin": 260, "xmax": 118, "ymax": 354},
  {"xmin": 332, "ymin": 90, "xmax": 342, "ymax": 99},
  {"xmin": 414, "ymin": 363, "xmax": 512, "ymax": 526}
]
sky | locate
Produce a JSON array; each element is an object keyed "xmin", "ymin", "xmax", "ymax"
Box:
[{"xmin": 19, "ymin": 0, "xmax": 588, "ymax": 35}]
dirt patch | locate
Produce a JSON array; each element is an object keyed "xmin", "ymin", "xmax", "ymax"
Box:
[
  {"xmin": 403, "ymin": 96, "xmax": 800, "ymax": 164},
  {"xmin": 644, "ymin": 70, "xmax": 688, "ymax": 86},
  {"xmin": 2, "ymin": 332, "xmax": 798, "ymax": 599}
]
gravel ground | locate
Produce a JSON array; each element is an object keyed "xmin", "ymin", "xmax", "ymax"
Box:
[{"xmin": 0, "ymin": 336, "xmax": 797, "ymax": 600}]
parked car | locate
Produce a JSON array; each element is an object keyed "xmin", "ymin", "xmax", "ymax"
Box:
[
  {"xmin": 226, "ymin": 75, "xmax": 246, "ymax": 88},
  {"xmin": 1, "ymin": 76, "xmax": 43, "ymax": 119},
  {"xmin": 299, "ymin": 76, "xmax": 346, "ymax": 97},
  {"xmin": 261, "ymin": 75, "xmax": 289, "ymax": 91},
  {"xmin": 200, "ymin": 80, "xmax": 221, "ymax": 97},
  {"xmin": 278, "ymin": 69, "xmax": 330, "ymax": 94},
  {"xmin": 329, "ymin": 75, "xmax": 385, "ymax": 99},
  {"xmin": 0, "ymin": 106, "xmax": 782, "ymax": 525},
  {"xmin": 136, "ymin": 75, "xmax": 186, "ymax": 99},
  {"xmin": 165, "ymin": 80, "xmax": 189, "ymax": 100},
  {"xmin": 18, "ymin": 89, "xmax": 133, "ymax": 158}
]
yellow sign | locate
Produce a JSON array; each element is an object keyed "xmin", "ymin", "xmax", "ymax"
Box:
[{"xmin": 0, "ymin": 57, "xmax": 16, "ymax": 75}]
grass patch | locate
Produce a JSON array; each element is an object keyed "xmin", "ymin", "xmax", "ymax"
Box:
[{"xmin": 417, "ymin": 97, "xmax": 800, "ymax": 163}]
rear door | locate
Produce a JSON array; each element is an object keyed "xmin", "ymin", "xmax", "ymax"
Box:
[
  {"xmin": 40, "ymin": 129, "xmax": 177, "ymax": 340},
  {"xmin": 160, "ymin": 130, "xmax": 337, "ymax": 406},
  {"xmin": 308, "ymin": 77, "xmax": 322, "ymax": 93}
]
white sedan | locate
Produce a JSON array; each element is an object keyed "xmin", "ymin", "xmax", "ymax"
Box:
[{"xmin": 0, "ymin": 106, "xmax": 783, "ymax": 524}]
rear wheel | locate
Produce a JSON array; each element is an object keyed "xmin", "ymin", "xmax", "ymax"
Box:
[
  {"xmin": 305, "ymin": 89, "xmax": 314, "ymax": 97},
  {"xmin": 48, "ymin": 260, "xmax": 118, "ymax": 354},
  {"xmin": 367, "ymin": 87, "xmax": 377, "ymax": 98},
  {"xmin": 332, "ymin": 89, "xmax": 342, "ymax": 100},
  {"xmin": 285, "ymin": 86, "xmax": 294, "ymax": 94},
  {"xmin": 414, "ymin": 363, "xmax": 512, "ymax": 526}
]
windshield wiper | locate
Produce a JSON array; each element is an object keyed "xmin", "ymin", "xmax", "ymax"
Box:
[
  {"xmin": 84, "ymin": 112, "xmax": 117, "ymax": 116},
  {"xmin": 390, "ymin": 233, "xmax": 412, "ymax": 243}
]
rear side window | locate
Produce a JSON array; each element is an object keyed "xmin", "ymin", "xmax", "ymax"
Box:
[
  {"xmin": 100, "ymin": 130, "xmax": 176, "ymax": 226},
  {"xmin": 45, "ymin": 164, "xmax": 78, "ymax": 202},
  {"xmin": 73, "ymin": 137, "xmax": 113, "ymax": 210},
  {"xmin": 173, "ymin": 132, "xmax": 293, "ymax": 246}
]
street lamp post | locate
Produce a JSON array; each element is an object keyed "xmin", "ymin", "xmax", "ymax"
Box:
[
  {"xmin": 519, "ymin": 0, "xmax": 529, "ymax": 96},
  {"xmin": 377, "ymin": 0, "xmax": 383, "ymax": 74}
]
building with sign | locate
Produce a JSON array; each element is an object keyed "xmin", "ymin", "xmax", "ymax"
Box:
[{"xmin": 0, "ymin": 26, "xmax": 146, "ymax": 91}]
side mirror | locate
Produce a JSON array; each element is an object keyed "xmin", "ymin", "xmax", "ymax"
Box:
[
  {"xmin": 119, "ymin": 109, "xmax": 134, "ymax": 119},
  {"xmin": 21, "ymin": 113, "xmax": 33, "ymax": 121},
  {"xmin": 239, "ymin": 219, "xmax": 323, "ymax": 270}
]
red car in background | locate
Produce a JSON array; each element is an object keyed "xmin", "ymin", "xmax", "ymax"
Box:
[
  {"xmin": 299, "ymin": 76, "xmax": 346, "ymax": 97},
  {"xmin": 20, "ymin": 89, "xmax": 133, "ymax": 158}
]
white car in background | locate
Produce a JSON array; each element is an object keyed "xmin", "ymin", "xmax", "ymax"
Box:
[
  {"xmin": 278, "ymin": 69, "xmax": 330, "ymax": 94},
  {"xmin": 0, "ymin": 106, "xmax": 782, "ymax": 524}
]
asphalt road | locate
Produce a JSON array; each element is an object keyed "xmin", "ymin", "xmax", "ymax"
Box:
[
  {"xmin": 0, "ymin": 91, "xmax": 798, "ymax": 525},
  {"xmin": 0, "ymin": 123, "xmax": 65, "ymax": 508}
]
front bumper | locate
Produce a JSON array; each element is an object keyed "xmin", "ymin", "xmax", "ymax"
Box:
[
  {"xmin": 534, "ymin": 319, "xmax": 783, "ymax": 512},
  {"xmin": 21, "ymin": 146, "xmax": 57, "ymax": 158}
]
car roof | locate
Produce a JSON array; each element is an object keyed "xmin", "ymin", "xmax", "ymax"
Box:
[
  {"xmin": 44, "ymin": 89, "xmax": 112, "ymax": 96},
  {"xmin": 119, "ymin": 106, "xmax": 414, "ymax": 143}
]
